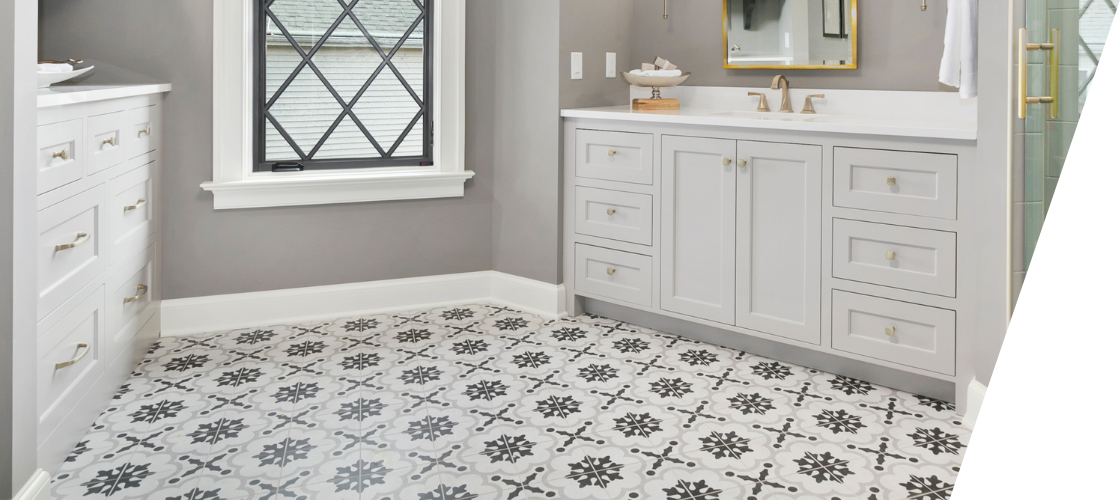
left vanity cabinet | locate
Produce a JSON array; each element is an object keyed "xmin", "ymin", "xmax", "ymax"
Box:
[{"xmin": 34, "ymin": 85, "xmax": 169, "ymax": 475}]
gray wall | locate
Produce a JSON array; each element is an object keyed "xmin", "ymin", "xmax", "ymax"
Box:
[
  {"xmin": 560, "ymin": 0, "xmax": 635, "ymax": 109},
  {"xmin": 2, "ymin": 0, "xmax": 41, "ymax": 495},
  {"xmin": 631, "ymin": 0, "xmax": 954, "ymax": 91},
  {"xmin": 39, "ymin": 0, "xmax": 495, "ymax": 299},
  {"xmin": 487, "ymin": 0, "xmax": 562, "ymax": 284}
]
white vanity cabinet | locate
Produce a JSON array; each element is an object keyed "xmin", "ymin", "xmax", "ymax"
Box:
[
  {"xmin": 563, "ymin": 101, "xmax": 983, "ymax": 408},
  {"xmin": 34, "ymin": 85, "xmax": 169, "ymax": 476}
]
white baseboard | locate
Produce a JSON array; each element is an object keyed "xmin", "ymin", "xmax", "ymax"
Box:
[
  {"xmin": 14, "ymin": 469, "xmax": 51, "ymax": 500},
  {"xmin": 161, "ymin": 271, "xmax": 567, "ymax": 337},
  {"xmin": 962, "ymin": 378, "xmax": 988, "ymax": 429}
]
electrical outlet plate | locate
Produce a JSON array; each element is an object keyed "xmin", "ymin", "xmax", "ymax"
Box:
[
  {"xmin": 606, "ymin": 52, "xmax": 616, "ymax": 78},
  {"xmin": 571, "ymin": 52, "xmax": 583, "ymax": 80}
]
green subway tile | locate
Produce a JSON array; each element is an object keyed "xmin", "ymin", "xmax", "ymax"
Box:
[
  {"xmin": 1045, "ymin": 176, "xmax": 1059, "ymax": 214},
  {"xmin": 1047, "ymin": 8, "xmax": 1080, "ymax": 63},
  {"xmin": 1023, "ymin": 202, "xmax": 1045, "ymax": 270},
  {"xmin": 1025, "ymin": 133, "xmax": 1046, "ymax": 202},
  {"xmin": 1048, "ymin": 121, "xmax": 1077, "ymax": 176},
  {"xmin": 1056, "ymin": 64, "xmax": 1081, "ymax": 122}
]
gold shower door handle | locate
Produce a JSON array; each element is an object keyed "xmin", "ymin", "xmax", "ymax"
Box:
[{"xmin": 1018, "ymin": 28, "xmax": 1060, "ymax": 119}]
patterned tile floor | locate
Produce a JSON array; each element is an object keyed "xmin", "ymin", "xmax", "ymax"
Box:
[{"xmin": 51, "ymin": 304, "xmax": 968, "ymax": 500}]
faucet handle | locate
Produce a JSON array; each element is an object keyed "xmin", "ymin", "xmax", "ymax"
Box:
[
  {"xmin": 801, "ymin": 94, "xmax": 825, "ymax": 114},
  {"xmin": 748, "ymin": 92, "xmax": 771, "ymax": 112}
]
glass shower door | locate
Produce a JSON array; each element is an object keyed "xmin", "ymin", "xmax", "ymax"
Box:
[{"xmin": 1014, "ymin": 0, "xmax": 1114, "ymax": 307}]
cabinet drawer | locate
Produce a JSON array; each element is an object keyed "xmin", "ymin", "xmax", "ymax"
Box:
[
  {"xmin": 831, "ymin": 291, "xmax": 955, "ymax": 376},
  {"xmin": 87, "ymin": 111, "xmax": 127, "ymax": 175},
  {"xmin": 38, "ymin": 287, "xmax": 106, "ymax": 441},
  {"xmin": 574, "ymin": 244, "xmax": 652, "ymax": 307},
  {"xmin": 37, "ymin": 119, "xmax": 84, "ymax": 195},
  {"xmin": 109, "ymin": 161, "xmax": 155, "ymax": 263},
  {"xmin": 575, "ymin": 129, "xmax": 654, "ymax": 185},
  {"xmin": 833, "ymin": 219, "xmax": 956, "ymax": 297},
  {"xmin": 127, "ymin": 105, "xmax": 156, "ymax": 159},
  {"xmin": 106, "ymin": 244, "xmax": 155, "ymax": 360},
  {"xmin": 834, "ymin": 147, "xmax": 957, "ymax": 220},
  {"xmin": 38, "ymin": 184, "xmax": 110, "ymax": 320},
  {"xmin": 575, "ymin": 187, "xmax": 653, "ymax": 246}
]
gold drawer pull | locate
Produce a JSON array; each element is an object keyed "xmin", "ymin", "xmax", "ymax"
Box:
[
  {"xmin": 138, "ymin": 126, "xmax": 151, "ymax": 137},
  {"xmin": 124, "ymin": 198, "xmax": 147, "ymax": 212},
  {"xmin": 606, "ymin": 208, "xmax": 617, "ymax": 216},
  {"xmin": 722, "ymin": 157, "xmax": 732, "ymax": 166},
  {"xmin": 607, "ymin": 149, "xmax": 617, "ymax": 157},
  {"xmin": 55, "ymin": 232, "xmax": 90, "ymax": 251},
  {"xmin": 886, "ymin": 250, "xmax": 896, "ymax": 261},
  {"xmin": 101, "ymin": 137, "xmax": 116, "ymax": 147},
  {"xmin": 885, "ymin": 326, "xmax": 896, "ymax": 337},
  {"xmin": 55, "ymin": 343, "xmax": 90, "ymax": 369},
  {"xmin": 123, "ymin": 284, "xmax": 149, "ymax": 304},
  {"xmin": 886, "ymin": 176, "xmax": 897, "ymax": 186},
  {"xmin": 52, "ymin": 149, "xmax": 68, "ymax": 161},
  {"xmin": 606, "ymin": 267, "xmax": 617, "ymax": 276}
]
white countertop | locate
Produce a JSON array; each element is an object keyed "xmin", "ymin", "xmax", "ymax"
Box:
[
  {"xmin": 38, "ymin": 83, "xmax": 172, "ymax": 108},
  {"xmin": 560, "ymin": 105, "xmax": 977, "ymax": 141}
]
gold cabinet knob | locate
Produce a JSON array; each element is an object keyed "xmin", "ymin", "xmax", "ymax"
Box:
[
  {"xmin": 101, "ymin": 136, "xmax": 116, "ymax": 147},
  {"xmin": 607, "ymin": 149, "xmax": 617, "ymax": 157},
  {"xmin": 52, "ymin": 149, "xmax": 68, "ymax": 160},
  {"xmin": 722, "ymin": 157, "xmax": 732, "ymax": 166},
  {"xmin": 886, "ymin": 176, "xmax": 897, "ymax": 186},
  {"xmin": 737, "ymin": 159, "xmax": 748, "ymax": 168},
  {"xmin": 138, "ymin": 126, "xmax": 151, "ymax": 137},
  {"xmin": 606, "ymin": 267, "xmax": 617, "ymax": 276},
  {"xmin": 885, "ymin": 326, "xmax": 896, "ymax": 337},
  {"xmin": 606, "ymin": 208, "xmax": 617, "ymax": 216},
  {"xmin": 886, "ymin": 250, "xmax": 897, "ymax": 261}
]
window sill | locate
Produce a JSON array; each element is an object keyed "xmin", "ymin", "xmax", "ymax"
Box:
[{"xmin": 200, "ymin": 169, "xmax": 475, "ymax": 209}]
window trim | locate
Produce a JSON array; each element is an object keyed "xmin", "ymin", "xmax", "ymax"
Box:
[{"xmin": 204, "ymin": 0, "xmax": 471, "ymax": 210}]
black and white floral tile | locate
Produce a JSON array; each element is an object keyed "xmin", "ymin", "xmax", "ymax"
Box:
[{"xmin": 51, "ymin": 304, "xmax": 967, "ymax": 500}]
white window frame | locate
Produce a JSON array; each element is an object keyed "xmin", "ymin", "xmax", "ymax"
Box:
[{"xmin": 203, "ymin": 0, "xmax": 471, "ymax": 210}]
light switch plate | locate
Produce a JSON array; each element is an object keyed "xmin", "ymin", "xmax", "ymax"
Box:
[
  {"xmin": 571, "ymin": 52, "xmax": 583, "ymax": 80},
  {"xmin": 606, "ymin": 52, "xmax": 616, "ymax": 78}
]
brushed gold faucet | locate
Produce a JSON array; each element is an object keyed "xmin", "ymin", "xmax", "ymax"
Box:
[{"xmin": 771, "ymin": 75, "xmax": 793, "ymax": 113}]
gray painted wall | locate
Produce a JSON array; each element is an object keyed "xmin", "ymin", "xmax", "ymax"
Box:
[
  {"xmin": 630, "ymin": 0, "xmax": 954, "ymax": 91},
  {"xmin": 39, "ymin": 0, "xmax": 495, "ymax": 299},
  {"xmin": 2, "ymin": 0, "xmax": 41, "ymax": 494},
  {"xmin": 487, "ymin": 0, "xmax": 563, "ymax": 285},
  {"xmin": 560, "ymin": 0, "xmax": 635, "ymax": 109}
]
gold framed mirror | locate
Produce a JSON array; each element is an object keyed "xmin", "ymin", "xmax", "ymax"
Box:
[{"xmin": 723, "ymin": 0, "xmax": 858, "ymax": 70}]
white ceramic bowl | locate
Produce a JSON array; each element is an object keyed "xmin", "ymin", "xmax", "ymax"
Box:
[
  {"xmin": 37, "ymin": 66, "xmax": 94, "ymax": 89},
  {"xmin": 619, "ymin": 71, "xmax": 692, "ymax": 89}
]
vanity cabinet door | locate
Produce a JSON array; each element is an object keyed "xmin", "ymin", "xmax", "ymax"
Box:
[
  {"xmin": 735, "ymin": 141, "xmax": 822, "ymax": 344},
  {"xmin": 660, "ymin": 135, "xmax": 737, "ymax": 325}
]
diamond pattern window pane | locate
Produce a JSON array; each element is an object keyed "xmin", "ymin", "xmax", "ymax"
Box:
[{"xmin": 259, "ymin": 0, "xmax": 431, "ymax": 169}]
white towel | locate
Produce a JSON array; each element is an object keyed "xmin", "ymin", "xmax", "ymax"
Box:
[
  {"xmin": 939, "ymin": 0, "xmax": 979, "ymax": 99},
  {"xmin": 629, "ymin": 69, "xmax": 683, "ymax": 78},
  {"xmin": 38, "ymin": 63, "xmax": 73, "ymax": 73}
]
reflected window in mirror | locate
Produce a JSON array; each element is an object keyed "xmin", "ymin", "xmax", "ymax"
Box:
[{"xmin": 724, "ymin": 0, "xmax": 857, "ymax": 69}]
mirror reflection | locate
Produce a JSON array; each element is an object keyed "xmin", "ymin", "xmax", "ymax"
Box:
[{"xmin": 724, "ymin": 0, "xmax": 857, "ymax": 69}]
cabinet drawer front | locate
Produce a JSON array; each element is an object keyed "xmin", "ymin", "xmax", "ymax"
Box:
[
  {"xmin": 834, "ymin": 148, "xmax": 957, "ymax": 220},
  {"xmin": 831, "ymin": 291, "xmax": 955, "ymax": 375},
  {"xmin": 37, "ymin": 119, "xmax": 84, "ymax": 195},
  {"xmin": 38, "ymin": 287, "xmax": 105, "ymax": 438},
  {"xmin": 574, "ymin": 244, "xmax": 652, "ymax": 307},
  {"xmin": 127, "ymin": 105, "xmax": 156, "ymax": 159},
  {"xmin": 107, "ymin": 244, "xmax": 155, "ymax": 359},
  {"xmin": 574, "ymin": 187, "xmax": 653, "ymax": 245},
  {"xmin": 109, "ymin": 161, "xmax": 155, "ymax": 263},
  {"xmin": 87, "ymin": 111, "xmax": 127, "ymax": 175},
  {"xmin": 37, "ymin": 185, "xmax": 110, "ymax": 320},
  {"xmin": 833, "ymin": 219, "xmax": 957, "ymax": 297},
  {"xmin": 575, "ymin": 129, "xmax": 654, "ymax": 185}
]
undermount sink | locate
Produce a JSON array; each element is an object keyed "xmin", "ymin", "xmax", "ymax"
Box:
[{"xmin": 709, "ymin": 110, "xmax": 826, "ymax": 120}]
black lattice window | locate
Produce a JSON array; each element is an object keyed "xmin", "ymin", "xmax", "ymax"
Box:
[{"xmin": 255, "ymin": 0, "xmax": 432, "ymax": 171}]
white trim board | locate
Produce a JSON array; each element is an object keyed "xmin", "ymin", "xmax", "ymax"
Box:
[
  {"xmin": 962, "ymin": 378, "xmax": 987, "ymax": 429},
  {"xmin": 161, "ymin": 271, "xmax": 566, "ymax": 337},
  {"xmin": 14, "ymin": 470, "xmax": 51, "ymax": 500}
]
